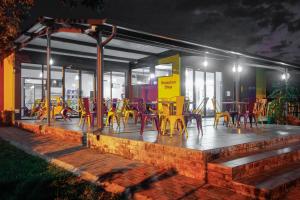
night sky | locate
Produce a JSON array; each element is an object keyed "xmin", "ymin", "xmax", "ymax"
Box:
[{"xmin": 23, "ymin": 0, "xmax": 300, "ymax": 65}]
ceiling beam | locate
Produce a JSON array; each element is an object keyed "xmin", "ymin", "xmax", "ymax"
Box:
[
  {"xmin": 22, "ymin": 44, "xmax": 135, "ymax": 62},
  {"xmin": 39, "ymin": 35, "xmax": 157, "ymax": 56}
]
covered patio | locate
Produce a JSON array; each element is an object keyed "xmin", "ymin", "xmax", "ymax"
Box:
[{"xmin": 1, "ymin": 16, "xmax": 300, "ymax": 199}]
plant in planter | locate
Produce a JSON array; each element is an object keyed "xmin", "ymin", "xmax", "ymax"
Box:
[{"xmin": 267, "ymin": 84, "xmax": 300, "ymax": 124}]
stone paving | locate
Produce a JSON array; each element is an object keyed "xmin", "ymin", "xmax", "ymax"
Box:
[
  {"xmin": 0, "ymin": 127, "xmax": 299, "ymax": 200},
  {"xmin": 0, "ymin": 127, "xmax": 245, "ymax": 200}
]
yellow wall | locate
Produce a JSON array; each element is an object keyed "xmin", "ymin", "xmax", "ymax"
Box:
[
  {"xmin": 158, "ymin": 54, "xmax": 181, "ymax": 99},
  {"xmin": 3, "ymin": 53, "xmax": 15, "ymax": 111}
]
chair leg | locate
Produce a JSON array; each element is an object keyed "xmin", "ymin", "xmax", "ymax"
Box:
[
  {"xmin": 140, "ymin": 115, "xmax": 146, "ymax": 135},
  {"xmin": 169, "ymin": 118, "xmax": 176, "ymax": 137},
  {"xmin": 154, "ymin": 117, "xmax": 160, "ymax": 134},
  {"xmin": 87, "ymin": 116, "xmax": 91, "ymax": 128},
  {"xmin": 180, "ymin": 117, "xmax": 188, "ymax": 137}
]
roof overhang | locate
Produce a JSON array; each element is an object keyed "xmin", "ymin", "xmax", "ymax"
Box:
[{"xmin": 14, "ymin": 16, "xmax": 300, "ymax": 70}]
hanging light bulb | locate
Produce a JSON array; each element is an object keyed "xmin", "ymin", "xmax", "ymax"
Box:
[
  {"xmin": 203, "ymin": 60, "xmax": 208, "ymax": 67},
  {"xmin": 39, "ymin": 72, "xmax": 43, "ymax": 78},
  {"xmin": 75, "ymin": 75, "xmax": 79, "ymax": 80},
  {"xmin": 50, "ymin": 59, "xmax": 54, "ymax": 65},
  {"xmin": 281, "ymin": 73, "xmax": 290, "ymax": 80},
  {"xmin": 238, "ymin": 65, "xmax": 242, "ymax": 72},
  {"xmin": 232, "ymin": 66, "xmax": 236, "ymax": 72}
]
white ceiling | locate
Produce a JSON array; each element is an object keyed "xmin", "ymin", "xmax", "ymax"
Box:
[{"xmin": 22, "ymin": 32, "xmax": 169, "ymax": 63}]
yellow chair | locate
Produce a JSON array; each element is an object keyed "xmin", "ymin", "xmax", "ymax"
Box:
[
  {"xmin": 105, "ymin": 99, "xmax": 123, "ymax": 127},
  {"xmin": 78, "ymin": 98, "xmax": 86, "ymax": 126},
  {"xmin": 192, "ymin": 97, "xmax": 209, "ymax": 115},
  {"xmin": 52, "ymin": 97, "xmax": 64, "ymax": 120},
  {"xmin": 123, "ymin": 98, "xmax": 136, "ymax": 124},
  {"xmin": 162, "ymin": 96, "xmax": 188, "ymax": 137},
  {"xmin": 30, "ymin": 99, "xmax": 42, "ymax": 117},
  {"xmin": 212, "ymin": 97, "xmax": 230, "ymax": 127},
  {"xmin": 158, "ymin": 98, "xmax": 171, "ymax": 132}
]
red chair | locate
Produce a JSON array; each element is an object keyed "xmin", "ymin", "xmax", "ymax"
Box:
[
  {"xmin": 137, "ymin": 102, "xmax": 160, "ymax": 135},
  {"xmin": 79, "ymin": 98, "xmax": 94, "ymax": 128}
]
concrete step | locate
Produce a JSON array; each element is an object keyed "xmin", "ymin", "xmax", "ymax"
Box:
[
  {"xmin": 208, "ymin": 142, "xmax": 300, "ymax": 181},
  {"xmin": 232, "ymin": 162, "xmax": 300, "ymax": 200}
]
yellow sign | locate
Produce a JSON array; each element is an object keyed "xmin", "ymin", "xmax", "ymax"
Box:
[{"xmin": 158, "ymin": 54, "xmax": 181, "ymax": 99}]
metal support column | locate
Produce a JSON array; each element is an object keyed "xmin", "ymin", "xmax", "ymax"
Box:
[
  {"xmin": 62, "ymin": 66, "xmax": 65, "ymax": 105},
  {"xmin": 96, "ymin": 32, "xmax": 104, "ymax": 130},
  {"xmin": 284, "ymin": 68, "xmax": 288, "ymax": 121},
  {"xmin": 79, "ymin": 70, "xmax": 82, "ymax": 99},
  {"xmin": 46, "ymin": 29, "xmax": 51, "ymax": 126},
  {"xmin": 110, "ymin": 72, "xmax": 113, "ymax": 100},
  {"xmin": 93, "ymin": 72, "xmax": 96, "ymax": 101},
  {"xmin": 127, "ymin": 67, "xmax": 132, "ymax": 98},
  {"xmin": 41, "ymin": 64, "xmax": 45, "ymax": 100}
]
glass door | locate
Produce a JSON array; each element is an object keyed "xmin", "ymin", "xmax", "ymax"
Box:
[
  {"xmin": 104, "ymin": 71, "xmax": 125, "ymax": 100},
  {"xmin": 185, "ymin": 68, "xmax": 194, "ymax": 103},
  {"xmin": 185, "ymin": 68, "xmax": 222, "ymax": 117},
  {"xmin": 205, "ymin": 72, "xmax": 215, "ymax": 116},
  {"xmin": 195, "ymin": 71, "xmax": 205, "ymax": 110}
]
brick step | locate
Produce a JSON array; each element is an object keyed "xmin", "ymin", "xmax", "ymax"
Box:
[
  {"xmin": 208, "ymin": 142, "xmax": 300, "ymax": 181},
  {"xmin": 205, "ymin": 134, "xmax": 300, "ymax": 161},
  {"xmin": 232, "ymin": 161, "xmax": 300, "ymax": 200}
]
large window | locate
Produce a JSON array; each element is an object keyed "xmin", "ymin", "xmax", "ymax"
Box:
[
  {"xmin": 185, "ymin": 68, "xmax": 194, "ymax": 103},
  {"xmin": 131, "ymin": 67, "xmax": 150, "ymax": 85},
  {"xmin": 206, "ymin": 72, "xmax": 215, "ymax": 116},
  {"xmin": 81, "ymin": 71, "xmax": 94, "ymax": 98},
  {"xmin": 195, "ymin": 71, "xmax": 205, "ymax": 108},
  {"xmin": 65, "ymin": 69, "xmax": 79, "ymax": 110},
  {"xmin": 184, "ymin": 67, "xmax": 222, "ymax": 117},
  {"xmin": 155, "ymin": 64, "xmax": 172, "ymax": 77},
  {"xmin": 104, "ymin": 71, "xmax": 125, "ymax": 99}
]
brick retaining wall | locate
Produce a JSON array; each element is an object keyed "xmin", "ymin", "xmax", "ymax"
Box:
[{"xmin": 87, "ymin": 133, "xmax": 207, "ymax": 180}]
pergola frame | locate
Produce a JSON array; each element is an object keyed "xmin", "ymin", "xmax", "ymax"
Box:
[{"xmin": 14, "ymin": 16, "xmax": 300, "ymax": 130}]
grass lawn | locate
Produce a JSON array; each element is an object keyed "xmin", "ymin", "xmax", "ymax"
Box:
[{"xmin": 0, "ymin": 138, "xmax": 120, "ymax": 200}]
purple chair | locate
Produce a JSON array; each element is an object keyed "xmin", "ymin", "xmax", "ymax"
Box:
[
  {"xmin": 136, "ymin": 101, "xmax": 160, "ymax": 135},
  {"xmin": 184, "ymin": 98, "xmax": 208, "ymax": 134}
]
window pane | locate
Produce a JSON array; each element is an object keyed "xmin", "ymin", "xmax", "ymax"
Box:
[
  {"xmin": 104, "ymin": 72, "xmax": 111, "ymax": 99},
  {"xmin": 81, "ymin": 71, "xmax": 94, "ymax": 98},
  {"xmin": 185, "ymin": 68, "xmax": 194, "ymax": 103},
  {"xmin": 216, "ymin": 72, "xmax": 222, "ymax": 111},
  {"xmin": 155, "ymin": 64, "xmax": 172, "ymax": 77},
  {"xmin": 195, "ymin": 71, "xmax": 204, "ymax": 108},
  {"xmin": 132, "ymin": 67, "xmax": 150, "ymax": 85},
  {"xmin": 112, "ymin": 72, "xmax": 125, "ymax": 99},
  {"xmin": 65, "ymin": 69, "xmax": 79, "ymax": 110},
  {"xmin": 206, "ymin": 72, "xmax": 215, "ymax": 116}
]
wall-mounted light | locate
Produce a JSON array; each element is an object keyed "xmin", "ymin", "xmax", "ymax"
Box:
[
  {"xmin": 75, "ymin": 75, "xmax": 79, "ymax": 80},
  {"xmin": 39, "ymin": 72, "xmax": 43, "ymax": 78}
]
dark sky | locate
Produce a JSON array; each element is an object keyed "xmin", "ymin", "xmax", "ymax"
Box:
[{"xmin": 24, "ymin": 0, "xmax": 300, "ymax": 64}]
